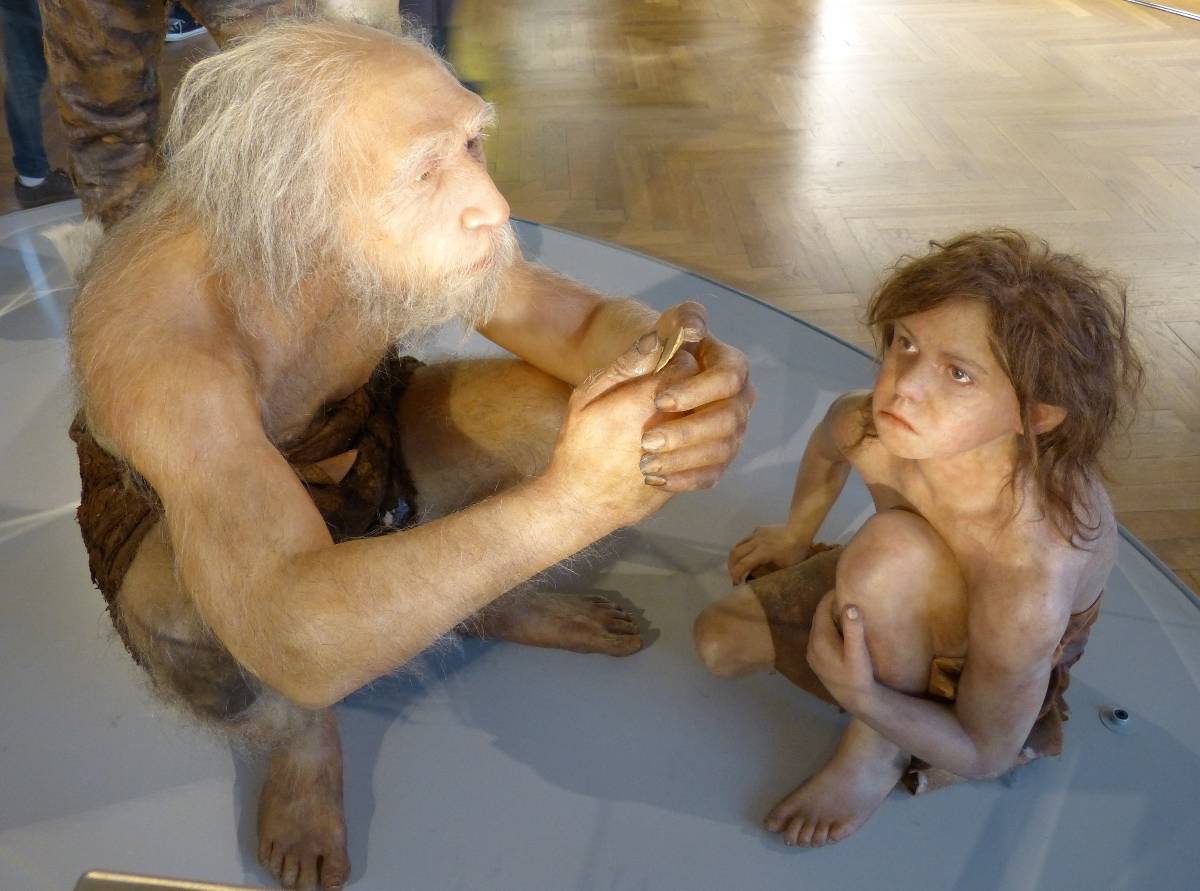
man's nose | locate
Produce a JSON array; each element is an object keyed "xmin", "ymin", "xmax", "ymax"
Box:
[{"xmin": 461, "ymin": 173, "xmax": 510, "ymax": 231}]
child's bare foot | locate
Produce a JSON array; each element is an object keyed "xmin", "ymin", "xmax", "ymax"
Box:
[
  {"xmin": 464, "ymin": 591, "xmax": 643, "ymax": 656},
  {"xmin": 765, "ymin": 718, "xmax": 906, "ymax": 848},
  {"xmin": 257, "ymin": 711, "xmax": 349, "ymax": 890}
]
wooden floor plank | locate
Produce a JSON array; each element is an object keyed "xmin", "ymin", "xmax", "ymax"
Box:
[{"xmin": 1, "ymin": 0, "xmax": 1196, "ymax": 593}]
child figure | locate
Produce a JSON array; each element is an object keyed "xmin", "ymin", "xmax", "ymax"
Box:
[{"xmin": 694, "ymin": 229, "xmax": 1143, "ymax": 847}]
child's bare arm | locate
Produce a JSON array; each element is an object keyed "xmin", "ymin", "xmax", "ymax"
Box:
[
  {"xmin": 950, "ymin": 580, "xmax": 1068, "ymax": 773},
  {"xmin": 726, "ymin": 391, "xmax": 866, "ymax": 582},
  {"xmin": 808, "ymin": 572, "xmax": 1066, "ymax": 779}
]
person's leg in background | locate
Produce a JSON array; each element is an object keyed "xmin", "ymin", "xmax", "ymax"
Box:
[
  {"xmin": 0, "ymin": 0, "xmax": 73, "ymax": 208},
  {"xmin": 400, "ymin": 0, "xmax": 454, "ymax": 57},
  {"xmin": 38, "ymin": 0, "xmax": 167, "ymax": 225},
  {"xmin": 165, "ymin": 3, "xmax": 208, "ymax": 42},
  {"xmin": 38, "ymin": 0, "xmax": 310, "ymax": 227},
  {"xmin": 184, "ymin": 0, "xmax": 314, "ymax": 49}
]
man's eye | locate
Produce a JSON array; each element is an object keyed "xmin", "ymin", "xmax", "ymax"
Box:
[
  {"xmin": 419, "ymin": 167, "xmax": 435, "ymax": 182},
  {"xmin": 949, "ymin": 366, "xmax": 973, "ymax": 384},
  {"xmin": 896, "ymin": 335, "xmax": 915, "ymax": 352},
  {"xmin": 467, "ymin": 136, "xmax": 484, "ymax": 158}
]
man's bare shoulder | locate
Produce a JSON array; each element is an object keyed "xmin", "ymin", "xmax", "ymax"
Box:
[
  {"xmin": 73, "ymin": 230, "xmax": 231, "ymax": 361},
  {"xmin": 93, "ymin": 347, "xmax": 262, "ymax": 485},
  {"xmin": 72, "ymin": 231, "xmax": 259, "ymax": 473}
]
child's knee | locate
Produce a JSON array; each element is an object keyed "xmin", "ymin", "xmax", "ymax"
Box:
[
  {"xmin": 834, "ymin": 510, "xmax": 966, "ymax": 691},
  {"xmin": 837, "ymin": 509, "xmax": 962, "ymax": 610},
  {"xmin": 693, "ymin": 591, "xmax": 773, "ymax": 678}
]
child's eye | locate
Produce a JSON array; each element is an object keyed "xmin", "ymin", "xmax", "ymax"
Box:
[{"xmin": 949, "ymin": 366, "xmax": 973, "ymax": 384}]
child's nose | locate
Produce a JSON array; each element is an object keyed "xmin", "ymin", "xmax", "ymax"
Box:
[{"xmin": 893, "ymin": 360, "xmax": 927, "ymax": 400}]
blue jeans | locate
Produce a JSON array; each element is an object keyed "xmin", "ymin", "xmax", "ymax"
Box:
[{"xmin": 0, "ymin": 0, "xmax": 49, "ymax": 179}]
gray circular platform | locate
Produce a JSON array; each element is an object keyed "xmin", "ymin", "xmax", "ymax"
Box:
[{"xmin": 1, "ymin": 203, "xmax": 1198, "ymax": 889}]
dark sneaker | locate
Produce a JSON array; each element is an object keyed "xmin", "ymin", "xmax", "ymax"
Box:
[
  {"xmin": 165, "ymin": 14, "xmax": 207, "ymax": 42},
  {"xmin": 14, "ymin": 169, "xmax": 76, "ymax": 210}
]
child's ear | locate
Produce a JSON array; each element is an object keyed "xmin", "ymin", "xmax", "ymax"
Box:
[{"xmin": 1030, "ymin": 402, "xmax": 1067, "ymax": 435}]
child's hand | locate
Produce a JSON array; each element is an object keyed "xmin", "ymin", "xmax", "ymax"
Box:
[
  {"xmin": 727, "ymin": 525, "xmax": 813, "ymax": 583},
  {"xmin": 807, "ymin": 593, "xmax": 877, "ymax": 713}
]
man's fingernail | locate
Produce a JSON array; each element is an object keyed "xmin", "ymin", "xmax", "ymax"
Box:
[
  {"xmin": 846, "ymin": 606, "xmax": 860, "ymax": 620},
  {"xmin": 655, "ymin": 393, "xmax": 678, "ymax": 411},
  {"xmin": 637, "ymin": 332, "xmax": 659, "ymax": 354},
  {"xmin": 639, "ymin": 454, "xmax": 660, "ymax": 472},
  {"xmin": 643, "ymin": 474, "xmax": 666, "ymax": 487},
  {"xmin": 641, "ymin": 432, "xmax": 666, "ymax": 451}
]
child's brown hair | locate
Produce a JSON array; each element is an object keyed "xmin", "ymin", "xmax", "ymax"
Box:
[{"xmin": 866, "ymin": 228, "xmax": 1143, "ymax": 545}]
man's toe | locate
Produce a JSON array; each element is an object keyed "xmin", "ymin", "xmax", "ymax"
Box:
[
  {"xmin": 320, "ymin": 852, "xmax": 349, "ymax": 890},
  {"xmin": 296, "ymin": 857, "xmax": 316, "ymax": 891},
  {"xmin": 606, "ymin": 632, "xmax": 643, "ymax": 655},
  {"xmin": 281, "ymin": 853, "xmax": 300, "ymax": 887}
]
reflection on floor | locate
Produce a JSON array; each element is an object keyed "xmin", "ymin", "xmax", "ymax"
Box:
[{"xmin": 1, "ymin": 205, "xmax": 1197, "ymax": 890}]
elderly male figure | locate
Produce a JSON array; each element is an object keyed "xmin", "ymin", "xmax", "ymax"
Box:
[{"xmin": 69, "ymin": 19, "xmax": 752, "ymax": 891}]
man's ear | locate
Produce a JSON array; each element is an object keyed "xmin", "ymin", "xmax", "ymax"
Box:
[{"xmin": 1030, "ymin": 402, "xmax": 1067, "ymax": 435}]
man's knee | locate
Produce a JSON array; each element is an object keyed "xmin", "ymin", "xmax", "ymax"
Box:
[
  {"xmin": 116, "ymin": 536, "xmax": 262, "ymax": 727},
  {"xmin": 146, "ymin": 629, "xmax": 263, "ymax": 724},
  {"xmin": 400, "ymin": 359, "xmax": 570, "ymax": 515},
  {"xmin": 693, "ymin": 593, "xmax": 774, "ymax": 678}
]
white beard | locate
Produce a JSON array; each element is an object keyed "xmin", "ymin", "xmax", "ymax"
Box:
[{"xmin": 338, "ymin": 222, "xmax": 518, "ymax": 344}]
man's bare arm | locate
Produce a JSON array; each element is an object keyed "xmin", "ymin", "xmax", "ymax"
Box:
[
  {"xmin": 114, "ymin": 342, "xmax": 676, "ymax": 710},
  {"xmin": 481, "ymin": 257, "xmax": 756, "ymax": 492},
  {"xmin": 478, "ymin": 258, "xmax": 657, "ymax": 385}
]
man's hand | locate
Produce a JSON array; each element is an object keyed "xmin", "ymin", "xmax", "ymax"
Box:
[
  {"xmin": 637, "ymin": 301, "xmax": 756, "ymax": 492},
  {"xmin": 807, "ymin": 592, "xmax": 877, "ymax": 713},
  {"xmin": 545, "ymin": 331, "xmax": 700, "ymax": 527},
  {"xmin": 727, "ymin": 525, "xmax": 814, "ymax": 584}
]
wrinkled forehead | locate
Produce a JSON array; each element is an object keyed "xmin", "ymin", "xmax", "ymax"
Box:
[{"xmin": 351, "ymin": 44, "xmax": 491, "ymax": 166}]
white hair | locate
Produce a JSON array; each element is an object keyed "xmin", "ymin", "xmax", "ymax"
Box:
[
  {"xmin": 163, "ymin": 18, "xmax": 433, "ymax": 328},
  {"xmin": 79, "ymin": 15, "xmax": 513, "ymax": 351}
]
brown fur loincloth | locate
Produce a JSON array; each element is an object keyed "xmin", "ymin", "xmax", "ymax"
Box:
[
  {"xmin": 70, "ymin": 350, "xmax": 423, "ymax": 665},
  {"xmin": 748, "ymin": 546, "xmax": 1102, "ymax": 795}
]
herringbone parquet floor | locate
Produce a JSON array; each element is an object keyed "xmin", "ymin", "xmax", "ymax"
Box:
[
  {"xmin": 1, "ymin": 0, "xmax": 1196, "ymax": 593},
  {"xmin": 457, "ymin": 0, "xmax": 1200, "ymax": 595}
]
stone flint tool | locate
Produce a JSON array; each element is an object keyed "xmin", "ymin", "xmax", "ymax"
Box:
[{"xmin": 653, "ymin": 326, "xmax": 688, "ymax": 374}]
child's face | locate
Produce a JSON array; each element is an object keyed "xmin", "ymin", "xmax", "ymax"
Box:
[{"xmin": 872, "ymin": 297, "xmax": 1022, "ymax": 461}]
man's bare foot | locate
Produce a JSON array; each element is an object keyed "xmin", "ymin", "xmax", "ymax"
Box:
[
  {"xmin": 764, "ymin": 718, "xmax": 906, "ymax": 848},
  {"xmin": 257, "ymin": 710, "xmax": 349, "ymax": 890},
  {"xmin": 464, "ymin": 591, "xmax": 643, "ymax": 656}
]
